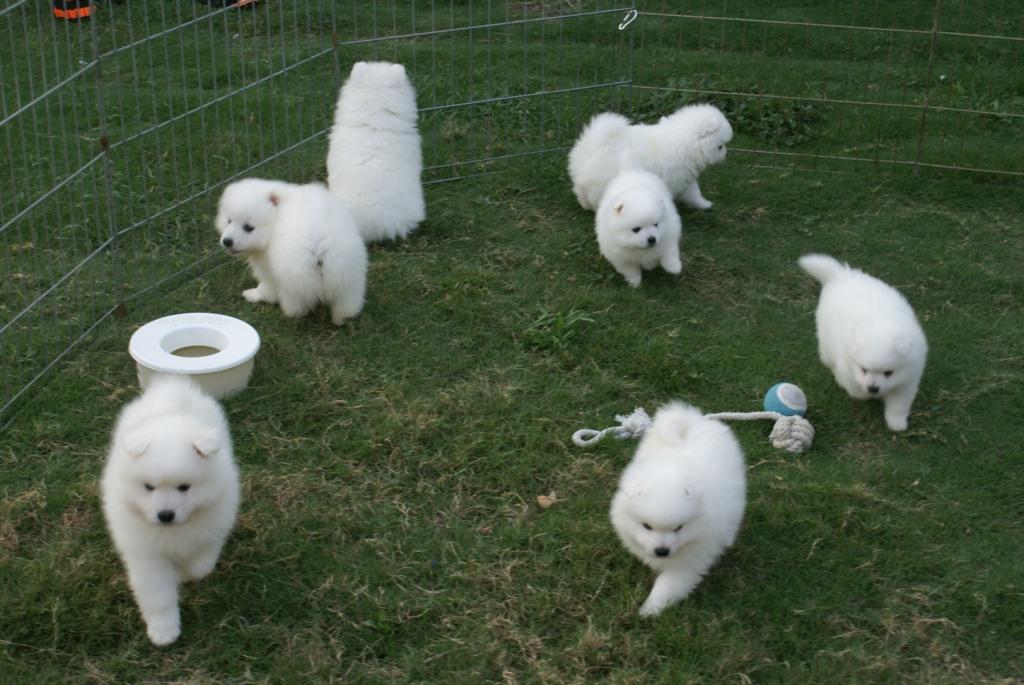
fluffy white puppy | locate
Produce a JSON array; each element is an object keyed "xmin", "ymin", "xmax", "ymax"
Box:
[
  {"xmin": 568, "ymin": 104, "xmax": 733, "ymax": 211},
  {"xmin": 799, "ymin": 254, "xmax": 928, "ymax": 431},
  {"xmin": 101, "ymin": 376, "xmax": 240, "ymax": 646},
  {"xmin": 595, "ymin": 168, "xmax": 682, "ymax": 287},
  {"xmin": 216, "ymin": 178, "xmax": 368, "ymax": 324},
  {"xmin": 610, "ymin": 402, "xmax": 746, "ymax": 617},
  {"xmin": 327, "ymin": 61, "xmax": 425, "ymax": 242}
]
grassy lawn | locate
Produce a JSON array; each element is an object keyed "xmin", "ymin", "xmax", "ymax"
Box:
[{"xmin": 2, "ymin": 1, "xmax": 1023, "ymax": 683}]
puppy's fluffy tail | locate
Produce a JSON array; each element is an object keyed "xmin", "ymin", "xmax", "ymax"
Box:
[
  {"xmin": 648, "ymin": 401, "xmax": 706, "ymax": 444},
  {"xmin": 581, "ymin": 112, "xmax": 629, "ymax": 150},
  {"xmin": 798, "ymin": 253, "xmax": 847, "ymax": 284}
]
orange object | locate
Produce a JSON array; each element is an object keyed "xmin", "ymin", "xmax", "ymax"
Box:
[{"xmin": 53, "ymin": 1, "xmax": 93, "ymax": 20}]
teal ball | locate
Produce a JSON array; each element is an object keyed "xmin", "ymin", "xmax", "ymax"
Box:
[{"xmin": 763, "ymin": 382, "xmax": 807, "ymax": 417}]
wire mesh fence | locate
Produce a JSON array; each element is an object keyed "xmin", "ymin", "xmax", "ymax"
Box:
[
  {"xmin": 2, "ymin": 1, "xmax": 1022, "ymax": 421},
  {"xmin": 634, "ymin": 1, "xmax": 1024, "ymax": 177},
  {"xmin": 0, "ymin": 0, "xmax": 633, "ymax": 420}
]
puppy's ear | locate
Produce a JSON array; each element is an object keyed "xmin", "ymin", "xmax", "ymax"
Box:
[
  {"xmin": 352, "ymin": 61, "xmax": 368, "ymax": 75},
  {"xmin": 120, "ymin": 431, "xmax": 149, "ymax": 457},
  {"xmin": 191, "ymin": 429, "xmax": 222, "ymax": 459},
  {"xmin": 268, "ymin": 192, "xmax": 280, "ymax": 207},
  {"xmin": 391, "ymin": 63, "xmax": 406, "ymax": 76},
  {"xmin": 698, "ymin": 118, "xmax": 721, "ymax": 140},
  {"xmin": 613, "ymin": 202, "xmax": 625, "ymax": 215}
]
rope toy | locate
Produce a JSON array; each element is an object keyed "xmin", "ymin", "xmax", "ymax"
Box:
[
  {"xmin": 704, "ymin": 411, "xmax": 814, "ymax": 453},
  {"xmin": 572, "ymin": 407, "xmax": 652, "ymax": 446},
  {"xmin": 571, "ymin": 383, "xmax": 815, "ymax": 454}
]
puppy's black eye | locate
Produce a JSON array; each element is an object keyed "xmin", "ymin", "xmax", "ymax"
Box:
[
  {"xmin": 631, "ymin": 227, "xmax": 641, "ymax": 233},
  {"xmin": 718, "ymin": 145, "xmax": 724, "ymax": 150},
  {"xmin": 673, "ymin": 524, "xmax": 683, "ymax": 532},
  {"xmin": 860, "ymin": 367, "xmax": 868, "ymax": 374},
  {"xmin": 883, "ymin": 370, "xmax": 893, "ymax": 377},
  {"xmin": 642, "ymin": 523, "xmax": 653, "ymax": 531},
  {"xmin": 177, "ymin": 484, "xmax": 191, "ymax": 492},
  {"xmin": 242, "ymin": 223, "xmax": 254, "ymax": 233},
  {"xmin": 144, "ymin": 483, "xmax": 155, "ymax": 492},
  {"xmin": 654, "ymin": 223, "xmax": 659, "ymax": 228}
]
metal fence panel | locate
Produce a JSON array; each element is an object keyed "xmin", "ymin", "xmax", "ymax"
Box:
[{"xmin": 0, "ymin": 1, "xmax": 633, "ymax": 419}]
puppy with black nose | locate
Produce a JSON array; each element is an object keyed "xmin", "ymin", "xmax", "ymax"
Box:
[
  {"xmin": 568, "ymin": 103, "xmax": 733, "ymax": 212},
  {"xmin": 215, "ymin": 178, "xmax": 368, "ymax": 324},
  {"xmin": 594, "ymin": 168, "xmax": 683, "ymax": 288},
  {"xmin": 610, "ymin": 402, "xmax": 746, "ymax": 617},
  {"xmin": 101, "ymin": 376, "xmax": 240, "ymax": 645},
  {"xmin": 799, "ymin": 253, "xmax": 928, "ymax": 431}
]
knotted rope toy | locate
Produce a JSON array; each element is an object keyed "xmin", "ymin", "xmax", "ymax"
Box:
[
  {"xmin": 571, "ymin": 383, "xmax": 814, "ymax": 454},
  {"xmin": 571, "ymin": 407, "xmax": 654, "ymax": 446}
]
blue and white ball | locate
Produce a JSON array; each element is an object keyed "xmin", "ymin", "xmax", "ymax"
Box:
[{"xmin": 763, "ymin": 382, "xmax": 807, "ymax": 417}]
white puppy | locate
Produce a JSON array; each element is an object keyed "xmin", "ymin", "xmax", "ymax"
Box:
[
  {"xmin": 216, "ymin": 178, "xmax": 368, "ymax": 324},
  {"xmin": 568, "ymin": 104, "xmax": 733, "ymax": 211},
  {"xmin": 799, "ymin": 253, "xmax": 928, "ymax": 431},
  {"xmin": 610, "ymin": 402, "xmax": 746, "ymax": 617},
  {"xmin": 595, "ymin": 168, "xmax": 682, "ymax": 287},
  {"xmin": 327, "ymin": 61, "xmax": 425, "ymax": 242},
  {"xmin": 101, "ymin": 376, "xmax": 240, "ymax": 646}
]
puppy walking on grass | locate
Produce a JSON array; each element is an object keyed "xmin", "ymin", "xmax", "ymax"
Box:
[
  {"xmin": 799, "ymin": 253, "xmax": 928, "ymax": 431},
  {"xmin": 595, "ymin": 167, "xmax": 683, "ymax": 287},
  {"xmin": 102, "ymin": 376, "xmax": 240, "ymax": 645},
  {"xmin": 610, "ymin": 402, "xmax": 746, "ymax": 617},
  {"xmin": 569, "ymin": 103, "xmax": 733, "ymax": 212}
]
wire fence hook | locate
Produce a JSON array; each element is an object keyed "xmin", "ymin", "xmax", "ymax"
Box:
[{"xmin": 618, "ymin": 8, "xmax": 638, "ymax": 30}]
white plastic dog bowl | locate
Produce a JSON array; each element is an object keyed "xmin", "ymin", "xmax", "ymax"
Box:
[{"xmin": 129, "ymin": 313, "xmax": 261, "ymax": 398}]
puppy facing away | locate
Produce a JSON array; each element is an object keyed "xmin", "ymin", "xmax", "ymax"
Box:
[
  {"xmin": 101, "ymin": 376, "xmax": 240, "ymax": 645},
  {"xmin": 568, "ymin": 103, "xmax": 733, "ymax": 211},
  {"xmin": 799, "ymin": 253, "xmax": 928, "ymax": 431},
  {"xmin": 215, "ymin": 178, "xmax": 368, "ymax": 324},
  {"xmin": 595, "ymin": 168, "xmax": 683, "ymax": 287},
  {"xmin": 610, "ymin": 402, "xmax": 746, "ymax": 617},
  {"xmin": 327, "ymin": 61, "xmax": 425, "ymax": 242}
]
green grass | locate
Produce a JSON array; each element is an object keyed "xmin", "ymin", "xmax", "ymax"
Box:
[{"xmin": 3, "ymin": 1, "xmax": 1024, "ymax": 683}]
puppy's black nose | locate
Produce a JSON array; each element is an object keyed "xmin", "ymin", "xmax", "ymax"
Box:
[
  {"xmin": 868, "ymin": 385, "xmax": 880, "ymax": 394},
  {"xmin": 222, "ymin": 237, "xmax": 234, "ymax": 248},
  {"xmin": 646, "ymin": 236, "xmax": 657, "ymax": 246},
  {"xmin": 654, "ymin": 547, "xmax": 670, "ymax": 557},
  {"xmin": 157, "ymin": 510, "xmax": 175, "ymax": 524}
]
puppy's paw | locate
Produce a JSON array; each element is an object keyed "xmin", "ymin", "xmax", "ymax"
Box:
[
  {"xmin": 691, "ymin": 198, "xmax": 713, "ymax": 210},
  {"xmin": 662, "ymin": 259, "xmax": 683, "ymax": 275},
  {"xmin": 185, "ymin": 555, "xmax": 218, "ymax": 581},
  {"xmin": 331, "ymin": 308, "xmax": 359, "ymax": 325},
  {"xmin": 146, "ymin": 617, "xmax": 181, "ymax": 646},
  {"xmin": 278, "ymin": 300, "xmax": 306, "ymax": 318},
  {"xmin": 242, "ymin": 288, "xmax": 262, "ymax": 303},
  {"xmin": 886, "ymin": 415, "xmax": 909, "ymax": 432},
  {"xmin": 638, "ymin": 600, "xmax": 664, "ymax": 617}
]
